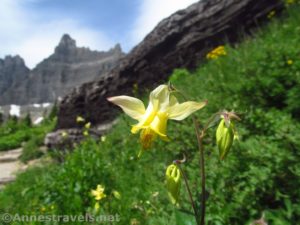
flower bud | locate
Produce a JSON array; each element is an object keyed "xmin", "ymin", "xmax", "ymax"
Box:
[
  {"xmin": 165, "ymin": 164, "xmax": 181, "ymax": 205},
  {"xmin": 112, "ymin": 190, "xmax": 121, "ymax": 200},
  {"xmin": 94, "ymin": 202, "xmax": 100, "ymax": 211},
  {"xmin": 216, "ymin": 118, "xmax": 235, "ymax": 160}
]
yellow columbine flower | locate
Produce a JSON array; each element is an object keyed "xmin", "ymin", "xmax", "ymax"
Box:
[
  {"xmin": 287, "ymin": 59, "xmax": 293, "ymax": 65},
  {"xmin": 107, "ymin": 85, "xmax": 206, "ymax": 150},
  {"xmin": 91, "ymin": 185, "xmax": 107, "ymax": 201}
]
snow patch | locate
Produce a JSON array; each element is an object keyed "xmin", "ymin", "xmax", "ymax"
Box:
[
  {"xmin": 9, "ymin": 105, "xmax": 20, "ymax": 117},
  {"xmin": 34, "ymin": 117, "xmax": 44, "ymax": 125},
  {"xmin": 32, "ymin": 103, "xmax": 51, "ymax": 108}
]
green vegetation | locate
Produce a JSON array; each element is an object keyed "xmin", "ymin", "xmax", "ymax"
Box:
[
  {"xmin": 0, "ymin": 116, "xmax": 55, "ymax": 153},
  {"xmin": 0, "ymin": 4, "xmax": 300, "ymax": 225},
  {"xmin": 19, "ymin": 133, "xmax": 46, "ymax": 163}
]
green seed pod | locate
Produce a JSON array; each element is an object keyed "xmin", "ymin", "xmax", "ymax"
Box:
[
  {"xmin": 216, "ymin": 119, "xmax": 234, "ymax": 160},
  {"xmin": 165, "ymin": 164, "xmax": 181, "ymax": 205}
]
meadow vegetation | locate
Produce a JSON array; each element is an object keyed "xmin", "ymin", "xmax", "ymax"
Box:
[{"xmin": 0, "ymin": 116, "xmax": 55, "ymax": 160}]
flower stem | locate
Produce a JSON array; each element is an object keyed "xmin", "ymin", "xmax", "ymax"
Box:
[
  {"xmin": 193, "ymin": 118, "xmax": 206, "ymax": 225},
  {"xmin": 172, "ymin": 87, "xmax": 210, "ymax": 225},
  {"xmin": 177, "ymin": 164, "xmax": 199, "ymax": 225}
]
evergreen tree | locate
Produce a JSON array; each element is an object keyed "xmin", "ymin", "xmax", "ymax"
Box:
[
  {"xmin": 49, "ymin": 101, "xmax": 58, "ymax": 120},
  {"xmin": 24, "ymin": 112, "xmax": 32, "ymax": 127}
]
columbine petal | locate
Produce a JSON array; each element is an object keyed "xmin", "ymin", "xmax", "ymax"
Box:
[
  {"xmin": 140, "ymin": 128, "xmax": 156, "ymax": 149},
  {"xmin": 107, "ymin": 96, "xmax": 146, "ymax": 120},
  {"xmin": 150, "ymin": 85, "xmax": 170, "ymax": 111},
  {"xmin": 150, "ymin": 112, "xmax": 169, "ymax": 140},
  {"xmin": 168, "ymin": 101, "xmax": 207, "ymax": 121},
  {"xmin": 169, "ymin": 95, "xmax": 179, "ymax": 107},
  {"xmin": 131, "ymin": 101, "xmax": 157, "ymax": 134}
]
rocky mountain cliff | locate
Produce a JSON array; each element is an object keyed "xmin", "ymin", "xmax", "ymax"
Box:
[
  {"xmin": 0, "ymin": 34, "xmax": 124, "ymax": 105},
  {"xmin": 0, "ymin": 56, "xmax": 30, "ymax": 98},
  {"xmin": 56, "ymin": 0, "xmax": 284, "ymax": 129}
]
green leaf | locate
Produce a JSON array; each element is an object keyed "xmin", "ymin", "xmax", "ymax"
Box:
[{"xmin": 175, "ymin": 209, "xmax": 197, "ymax": 225}]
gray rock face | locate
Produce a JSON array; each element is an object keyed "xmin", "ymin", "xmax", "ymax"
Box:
[
  {"xmin": 0, "ymin": 56, "xmax": 30, "ymax": 97},
  {"xmin": 0, "ymin": 34, "xmax": 124, "ymax": 105},
  {"xmin": 56, "ymin": 0, "xmax": 284, "ymax": 129}
]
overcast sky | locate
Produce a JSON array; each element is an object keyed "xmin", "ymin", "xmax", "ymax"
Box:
[{"xmin": 0, "ymin": 0, "xmax": 199, "ymax": 68}]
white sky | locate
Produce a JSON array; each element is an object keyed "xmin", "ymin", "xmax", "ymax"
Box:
[{"xmin": 131, "ymin": 0, "xmax": 198, "ymax": 44}]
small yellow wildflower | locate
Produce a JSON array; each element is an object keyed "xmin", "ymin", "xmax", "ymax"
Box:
[
  {"xmin": 287, "ymin": 59, "xmax": 293, "ymax": 65},
  {"xmin": 91, "ymin": 185, "xmax": 107, "ymax": 201},
  {"xmin": 76, "ymin": 116, "xmax": 85, "ymax": 123},
  {"xmin": 85, "ymin": 122, "xmax": 91, "ymax": 129},
  {"xmin": 108, "ymin": 85, "xmax": 206, "ymax": 152},
  {"xmin": 286, "ymin": 0, "xmax": 295, "ymax": 5},
  {"xmin": 61, "ymin": 131, "xmax": 68, "ymax": 138},
  {"xmin": 83, "ymin": 130, "xmax": 89, "ymax": 136},
  {"xmin": 40, "ymin": 207, "xmax": 46, "ymax": 212},
  {"xmin": 206, "ymin": 46, "xmax": 226, "ymax": 60},
  {"xmin": 101, "ymin": 135, "xmax": 106, "ymax": 142},
  {"xmin": 267, "ymin": 10, "xmax": 276, "ymax": 19},
  {"xmin": 131, "ymin": 218, "xmax": 140, "ymax": 225}
]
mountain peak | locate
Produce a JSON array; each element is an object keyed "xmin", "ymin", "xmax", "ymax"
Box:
[
  {"xmin": 59, "ymin": 34, "xmax": 76, "ymax": 48},
  {"xmin": 55, "ymin": 34, "xmax": 76, "ymax": 54},
  {"xmin": 112, "ymin": 43, "xmax": 122, "ymax": 54},
  {"xmin": 0, "ymin": 55, "xmax": 27, "ymax": 67}
]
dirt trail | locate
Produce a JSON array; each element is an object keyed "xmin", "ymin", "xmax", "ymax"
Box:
[{"xmin": 0, "ymin": 148, "xmax": 23, "ymax": 188}]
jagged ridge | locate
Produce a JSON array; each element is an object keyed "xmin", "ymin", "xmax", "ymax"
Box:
[{"xmin": 0, "ymin": 34, "xmax": 124, "ymax": 105}]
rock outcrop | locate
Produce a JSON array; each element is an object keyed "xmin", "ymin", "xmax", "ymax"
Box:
[
  {"xmin": 0, "ymin": 34, "xmax": 124, "ymax": 105},
  {"xmin": 57, "ymin": 0, "xmax": 284, "ymax": 129}
]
